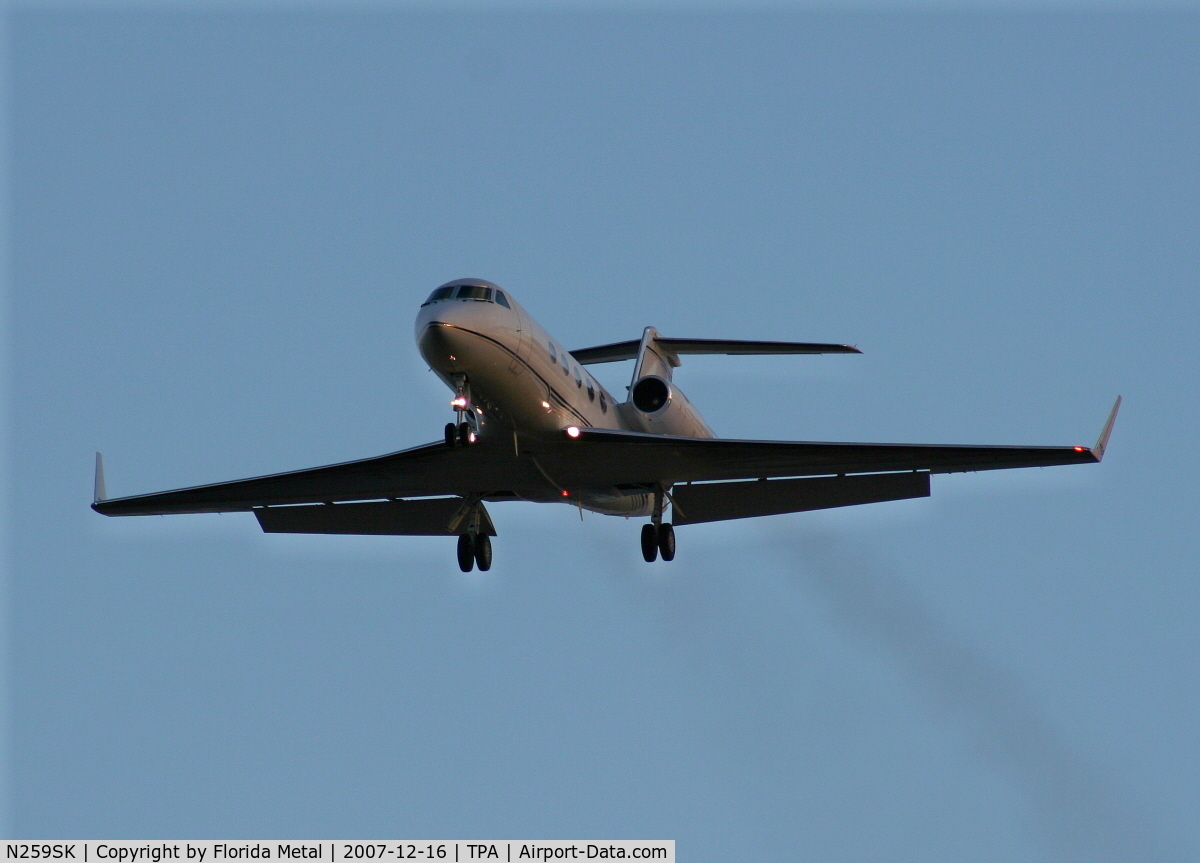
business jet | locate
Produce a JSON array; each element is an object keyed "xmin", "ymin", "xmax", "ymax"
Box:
[{"xmin": 93, "ymin": 278, "xmax": 1120, "ymax": 572}]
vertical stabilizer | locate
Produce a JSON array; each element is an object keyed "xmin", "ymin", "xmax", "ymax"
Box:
[
  {"xmin": 629, "ymin": 326, "xmax": 680, "ymax": 388},
  {"xmin": 94, "ymin": 452, "xmax": 107, "ymax": 502}
]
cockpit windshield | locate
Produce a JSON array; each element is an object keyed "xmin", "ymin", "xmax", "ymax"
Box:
[
  {"xmin": 422, "ymin": 286, "xmax": 456, "ymax": 305},
  {"xmin": 455, "ymin": 285, "xmax": 491, "ymax": 301},
  {"xmin": 422, "ymin": 282, "xmax": 511, "ymax": 307}
]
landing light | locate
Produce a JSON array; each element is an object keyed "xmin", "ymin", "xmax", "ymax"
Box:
[
  {"xmin": 565, "ymin": 426, "xmax": 581, "ymax": 438},
  {"xmin": 451, "ymin": 396, "xmax": 468, "ymax": 409}
]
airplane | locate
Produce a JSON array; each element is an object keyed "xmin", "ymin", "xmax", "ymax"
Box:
[{"xmin": 93, "ymin": 278, "xmax": 1121, "ymax": 572}]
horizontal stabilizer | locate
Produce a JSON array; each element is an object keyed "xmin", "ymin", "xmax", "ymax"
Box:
[{"xmin": 571, "ymin": 337, "xmax": 860, "ymax": 365}]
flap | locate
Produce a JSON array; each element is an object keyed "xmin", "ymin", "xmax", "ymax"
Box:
[
  {"xmin": 255, "ymin": 497, "xmax": 496, "ymax": 536},
  {"xmin": 671, "ymin": 472, "xmax": 929, "ymax": 525}
]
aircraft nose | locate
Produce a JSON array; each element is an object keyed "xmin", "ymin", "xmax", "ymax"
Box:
[
  {"xmin": 417, "ymin": 320, "xmax": 448, "ymax": 357},
  {"xmin": 413, "ymin": 300, "xmax": 465, "ymax": 351},
  {"xmin": 417, "ymin": 321, "xmax": 472, "ymax": 373}
]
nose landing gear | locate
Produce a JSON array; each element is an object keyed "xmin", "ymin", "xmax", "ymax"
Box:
[{"xmin": 445, "ymin": 377, "xmax": 478, "ymax": 447}]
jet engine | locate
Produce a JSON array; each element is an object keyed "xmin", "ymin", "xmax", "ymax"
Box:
[
  {"xmin": 631, "ymin": 375, "xmax": 672, "ymax": 414},
  {"xmin": 626, "ymin": 375, "xmax": 713, "ymax": 437}
]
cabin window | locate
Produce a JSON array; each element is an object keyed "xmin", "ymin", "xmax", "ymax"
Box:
[
  {"xmin": 455, "ymin": 285, "xmax": 491, "ymax": 301},
  {"xmin": 494, "ymin": 290, "xmax": 511, "ymax": 308},
  {"xmin": 587, "ymin": 380, "xmax": 595, "ymax": 401},
  {"xmin": 561, "ymin": 352, "xmax": 570, "ymax": 374},
  {"xmin": 422, "ymin": 286, "xmax": 455, "ymax": 305},
  {"xmin": 599, "ymin": 391, "xmax": 607, "ymax": 412},
  {"xmin": 548, "ymin": 343, "xmax": 556, "ymax": 362},
  {"xmin": 573, "ymin": 366, "xmax": 582, "ymax": 387}
]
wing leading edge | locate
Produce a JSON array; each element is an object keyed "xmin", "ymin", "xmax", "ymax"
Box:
[
  {"xmin": 549, "ymin": 397, "xmax": 1121, "ymax": 489},
  {"xmin": 91, "ymin": 440, "xmax": 552, "ymax": 517}
]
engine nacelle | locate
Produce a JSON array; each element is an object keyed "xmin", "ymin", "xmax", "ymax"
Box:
[
  {"xmin": 631, "ymin": 375, "xmax": 672, "ymax": 414},
  {"xmin": 625, "ymin": 375, "xmax": 714, "ymax": 437}
]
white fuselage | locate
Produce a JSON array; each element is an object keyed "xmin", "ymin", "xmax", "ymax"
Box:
[
  {"xmin": 414, "ymin": 280, "xmax": 713, "ymax": 517},
  {"xmin": 414, "ymin": 280, "xmax": 714, "ymax": 444}
]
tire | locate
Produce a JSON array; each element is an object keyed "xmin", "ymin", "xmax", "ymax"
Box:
[
  {"xmin": 640, "ymin": 523, "xmax": 659, "ymax": 562},
  {"xmin": 474, "ymin": 534, "xmax": 492, "ymax": 571},
  {"xmin": 458, "ymin": 422, "xmax": 473, "ymax": 446},
  {"xmin": 445, "ymin": 423, "xmax": 457, "ymax": 448},
  {"xmin": 457, "ymin": 534, "xmax": 475, "ymax": 572},
  {"xmin": 657, "ymin": 523, "xmax": 676, "ymax": 561}
]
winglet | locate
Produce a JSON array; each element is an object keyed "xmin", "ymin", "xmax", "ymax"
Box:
[
  {"xmin": 94, "ymin": 452, "xmax": 107, "ymax": 503},
  {"xmin": 1091, "ymin": 396, "xmax": 1122, "ymax": 461}
]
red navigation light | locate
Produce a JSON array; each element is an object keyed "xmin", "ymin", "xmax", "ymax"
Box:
[
  {"xmin": 1073, "ymin": 446, "xmax": 1086, "ymax": 452},
  {"xmin": 561, "ymin": 489, "xmax": 570, "ymax": 497}
]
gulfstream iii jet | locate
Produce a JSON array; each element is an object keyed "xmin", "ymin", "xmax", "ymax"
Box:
[{"xmin": 93, "ymin": 278, "xmax": 1121, "ymax": 572}]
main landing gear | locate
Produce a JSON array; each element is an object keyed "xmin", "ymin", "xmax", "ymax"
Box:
[
  {"xmin": 640, "ymin": 485, "xmax": 676, "ymax": 562},
  {"xmin": 640, "ymin": 523, "xmax": 676, "ymax": 562},
  {"xmin": 457, "ymin": 533, "xmax": 492, "ymax": 572}
]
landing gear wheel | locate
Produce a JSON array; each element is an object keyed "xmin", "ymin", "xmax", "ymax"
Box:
[
  {"xmin": 657, "ymin": 523, "xmax": 676, "ymax": 561},
  {"xmin": 457, "ymin": 534, "xmax": 475, "ymax": 572},
  {"xmin": 474, "ymin": 534, "xmax": 492, "ymax": 571},
  {"xmin": 458, "ymin": 422, "xmax": 474, "ymax": 446},
  {"xmin": 640, "ymin": 523, "xmax": 659, "ymax": 562},
  {"xmin": 445, "ymin": 423, "xmax": 457, "ymax": 448}
]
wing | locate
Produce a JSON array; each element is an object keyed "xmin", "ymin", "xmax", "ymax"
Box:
[
  {"xmin": 543, "ymin": 397, "xmax": 1122, "ymax": 489},
  {"xmin": 94, "ymin": 398, "xmax": 1120, "ymax": 521},
  {"xmin": 92, "ymin": 440, "xmax": 553, "ymax": 516}
]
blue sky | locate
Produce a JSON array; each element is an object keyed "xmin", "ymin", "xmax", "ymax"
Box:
[{"xmin": 5, "ymin": 6, "xmax": 1199, "ymax": 861}]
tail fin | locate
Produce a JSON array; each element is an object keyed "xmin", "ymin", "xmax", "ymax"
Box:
[
  {"xmin": 630, "ymin": 326, "xmax": 678, "ymax": 385},
  {"xmin": 94, "ymin": 452, "xmax": 107, "ymax": 503}
]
